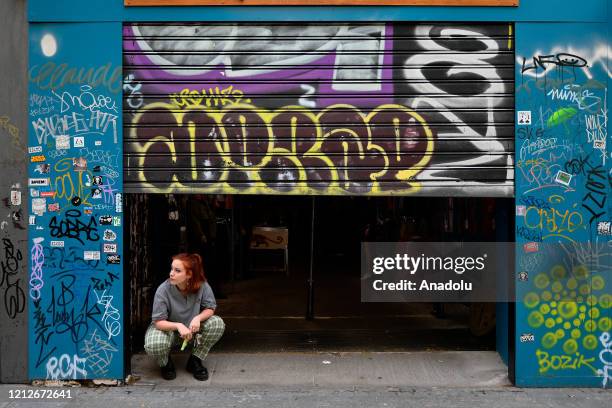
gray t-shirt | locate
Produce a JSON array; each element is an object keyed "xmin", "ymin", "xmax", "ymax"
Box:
[{"xmin": 151, "ymin": 279, "xmax": 217, "ymax": 327}]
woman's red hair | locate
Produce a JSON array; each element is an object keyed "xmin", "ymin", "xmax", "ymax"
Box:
[{"xmin": 172, "ymin": 253, "xmax": 206, "ymax": 294}]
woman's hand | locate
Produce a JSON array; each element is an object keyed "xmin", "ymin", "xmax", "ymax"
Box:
[
  {"xmin": 177, "ymin": 323, "xmax": 193, "ymax": 340},
  {"xmin": 189, "ymin": 317, "xmax": 201, "ymax": 333}
]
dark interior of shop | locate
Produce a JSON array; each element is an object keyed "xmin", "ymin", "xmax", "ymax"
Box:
[{"xmin": 126, "ymin": 194, "xmax": 513, "ymax": 354}]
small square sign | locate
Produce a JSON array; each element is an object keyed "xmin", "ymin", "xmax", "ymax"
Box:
[
  {"xmin": 10, "ymin": 191, "xmax": 21, "ymax": 206},
  {"xmin": 517, "ymin": 111, "xmax": 531, "ymax": 125},
  {"xmin": 555, "ymin": 170, "xmax": 572, "ymax": 187},
  {"xmin": 56, "ymin": 135, "xmax": 70, "ymax": 150}
]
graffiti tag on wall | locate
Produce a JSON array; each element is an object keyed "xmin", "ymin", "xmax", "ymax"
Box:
[
  {"xmin": 516, "ymin": 32, "xmax": 611, "ymax": 387},
  {"xmin": 28, "ymin": 26, "xmax": 123, "ymax": 379}
]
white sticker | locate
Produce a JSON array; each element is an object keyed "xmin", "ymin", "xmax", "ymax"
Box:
[
  {"xmin": 597, "ymin": 221, "xmax": 611, "ymax": 235},
  {"xmin": 95, "ymin": 140, "xmax": 102, "ymax": 146},
  {"xmin": 84, "ymin": 251, "xmax": 101, "ymax": 260},
  {"xmin": 103, "ymin": 229, "xmax": 117, "ymax": 242},
  {"xmin": 30, "ymin": 188, "xmax": 40, "ymax": 197},
  {"xmin": 10, "ymin": 191, "xmax": 21, "ymax": 206},
  {"xmin": 517, "ymin": 111, "xmax": 531, "ymax": 125},
  {"xmin": 32, "ymin": 198, "xmax": 46, "ymax": 215},
  {"xmin": 28, "ymin": 146, "xmax": 43, "ymax": 154},
  {"xmin": 113, "ymin": 216, "xmax": 121, "ymax": 227},
  {"xmin": 29, "ymin": 215, "xmax": 36, "ymax": 225},
  {"xmin": 516, "ymin": 205, "xmax": 526, "ymax": 216},
  {"xmin": 73, "ymin": 137, "xmax": 85, "ymax": 148},
  {"xmin": 555, "ymin": 170, "xmax": 572, "ymax": 186},
  {"xmin": 55, "ymin": 135, "xmax": 70, "ymax": 150},
  {"xmin": 115, "ymin": 193, "xmax": 123, "ymax": 213},
  {"xmin": 103, "ymin": 243, "xmax": 117, "ymax": 253},
  {"xmin": 29, "ymin": 178, "xmax": 49, "ymax": 186},
  {"xmin": 50, "ymin": 241, "xmax": 65, "ymax": 248},
  {"xmin": 594, "ymin": 139, "xmax": 606, "ymax": 149}
]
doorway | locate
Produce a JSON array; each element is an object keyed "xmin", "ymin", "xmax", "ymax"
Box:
[{"xmin": 126, "ymin": 194, "xmax": 513, "ymax": 355}]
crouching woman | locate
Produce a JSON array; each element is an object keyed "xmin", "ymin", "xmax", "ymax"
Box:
[{"xmin": 144, "ymin": 253, "xmax": 225, "ymax": 381}]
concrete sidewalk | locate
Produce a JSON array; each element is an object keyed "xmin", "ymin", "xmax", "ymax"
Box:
[
  {"xmin": 2, "ymin": 352, "xmax": 609, "ymax": 408},
  {"xmin": 1, "ymin": 385, "xmax": 610, "ymax": 408},
  {"xmin": 131, "ymin": 351, "xmax": 510, "ymax": 387}
]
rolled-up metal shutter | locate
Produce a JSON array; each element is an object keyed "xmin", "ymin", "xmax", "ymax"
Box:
[{"xmin": 123, "ymin": 22, "xmax": 514, "ymax": 196}]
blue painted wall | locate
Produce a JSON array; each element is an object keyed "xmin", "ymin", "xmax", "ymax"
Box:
[
  {"xmin": 28, "ymin": 22, "xmax": 124, "ymax": 380},
  {"xmin": 514, "ymin": 23, "xmax": 611, "ymax": 387},
  {"xmin": 25, "ymin": 0, "xmax": 610, "ymax": 386},
  {"xmin": 28, "ymin": 0, "xmax": 607, "ymax": 23}
]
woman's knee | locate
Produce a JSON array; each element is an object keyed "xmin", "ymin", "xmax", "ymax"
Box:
[
  {"xmin": 204, "ymin": 315, "xmax": 225, "ymax": 333},
  {"xmin": 144, "ymin": 327, "xmax": 172, "ymax": 354}
]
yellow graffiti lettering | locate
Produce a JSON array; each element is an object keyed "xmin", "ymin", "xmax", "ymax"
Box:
[
  {"xmin": 523, "ymin": 195, "xmax": 584, "ymax": 242},
  {"xmin": 536, "ymin": 349, "xmax": 597, "ymax": 374},
  {"xmin": 130, "ymin": 102, "xmax": 433, "ymax": 195},
  {"xmin": 170, "ymin": 86, "xmax": 249, "ymax": 109},
  {"xmin": 0, "ymin": 115, "xmax": 27, "ymax": 154},
  {"xmin": 51, "ymin": 158, "xmax": 93, "ymax": 207}
]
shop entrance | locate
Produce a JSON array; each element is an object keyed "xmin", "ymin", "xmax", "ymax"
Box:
[
  {"xmin": 122, "ymin": 21, "xmax": 515, "ymax": 382},
  {"xmin": 126, "ymin": 194, "xmax": 513, "ymax": 356}
]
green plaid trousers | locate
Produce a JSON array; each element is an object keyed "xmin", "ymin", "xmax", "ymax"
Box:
[{"xmin": 144, "ymin": 315, "xmax": 225, "ymax": 367}]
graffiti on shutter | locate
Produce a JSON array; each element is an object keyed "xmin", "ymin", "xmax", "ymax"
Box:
[{"xmin": 123, "ymin": 23, "xmax": 514, "ymax": 196}]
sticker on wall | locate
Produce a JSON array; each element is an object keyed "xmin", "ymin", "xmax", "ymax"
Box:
[
  {"xmin": 50, "ymin": 240, "xmax": 65, "ymax": 248},
  {"xmin": 593, "ymin": 139, "xmax": 606, "ymax": 149},
  {"xmin": 30, "ymin": 189, "xmax": 40, "ymax": 197},
  {"xmin": 31, "ymin": 155, "xmax": 46, "ymax": 163},
  {"xmin": 34, "ymin": 164, "xmax": 50, "ymax": 174},
  {"xmin": 28, "ymin": 146, "xmax": 43, "ymax": 154},
  {"xmin": 40, "ymin": 191, "xmax": 56, "ymax": 198},
  {"xmin": 518, "ymin": 271, "xmax": 529, "ymax": 282},
  {"xmin": 103, "ymin": 243, "xmax": 117, "ymax": 253},
  {"xmin": 113, "ymin": 216, "xmax": 121, "ymax": 227},
  {"xmin": 555, "ymin": 170, "xmax": 572, "ymax": 186},
  {"xmin": 28, "ymin": 215, "xmax": 36, "ymax": 225},
  {"xmin": 91, "ymin": 188, "xmax": 102, "ymax": 199},
  {"xmin": 597, "ymin": 221, "xmax": 611, "ymax": 236},
  {"xmin": 55, "ymin": 135, "xmax": 70, "ymax": 150},
  {"xmin": 71, "ymin": 196, "xmax": 82, "ymax": 206},
  {"xmin": 93, "ymin": 166, "xmax": 101, "ymax": 172},
  {"xmin": 107, "ymin": 254, "xmax": 121, "ymax": 264},
  {"xmin": 48, "ymin": 203, "xmax": 60, "ymax": 212},
  {"xmin": 103, "ymin": 229, "xmax": 117, "ymax": 242},
  {"xmin": 73, "ymin": 136, "xmax": 85, "ymax": 148},
  {"xmin": 29, "ymin": 178, "xmax": 49, "ymax": 186},
  {"xmin": 10, "ymin": 190, "xmax": 21, "ymax": 206},
  {"xmin": 99, "ymin": 215, "xmax": 112, "ymax": 225},
  {"xmin": 95, "ymin": 141, "xmax": 102, "ymax": 146},
  {"xmin": 31, "ymin": 198, "xmax": 46, "ymax": 215},
  {"xmin": 73, "ymin": 157, "xmax": 87, "ymax": 171},
  {"xmin": 115, "ymin": 193, "xmax": 122, "ymax": 213},
  {"xmin": 517, "ymin": 111, "xmax": 531, "ymax": 125},
  {"xmin": 523, "ymin": 242, "xmax": 539, "ymax": 253},
  {"xmin": 520, "ymin": 333, "xmax": 535, "ymax": 343},
  {"xmin": 516, "ymin": 205, "xmax": 526, "ymax": 216},
  {"xmin": 84, "ymin": 206, "xmax": 93, "ymax": 215},
  {"xmin": 92, "ymin": 176, "xmax": 103, "ymax": 186},
  {"xmin": 84, "ymin": 251, "xmax": 101, "ymax": 261}
]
